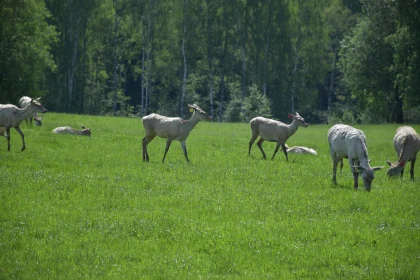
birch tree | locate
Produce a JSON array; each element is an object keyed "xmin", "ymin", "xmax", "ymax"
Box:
[
  {"xmin": 179, "ymin": 0, "xmax": 188, "ymax": 117},
  {"xmin": 112, "ymin": 0, "xmax": 119, "ymax": 115}
]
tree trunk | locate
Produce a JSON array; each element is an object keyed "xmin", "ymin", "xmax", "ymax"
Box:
[
  {"xmin": 180, "ymin": 0, "xmax": 188, "ymax": 118},
  {"xmin": 68, "ymin": 18, "xmax": 79, "ymax": 112},
  {"xmin": 240, "ymin": 1, "xmax": 248, "ymax": 120},
  {"xmin": 144, "ymin": 0, "xmax": 153, "ymax": 115},
  {"xmin": 112, "ymin": 0, "xmax": 119, "ymax": 116},
  {"xmin": 291, "ymin": 47, "xmax": 298, "ymax": 114},
  {"xmin": 327, "ymin": 52, "xmax": 336, "ymax": 111},
  {"xmin": 262, "ymin": 0, "xmax": 272, "ymax": 96},
  {"xmin": 141, "ymin": 47, "xmax": 145, "ymax": 116},
  {"xmin": 206, "ymin": 0, "xmax": 214, "ymax": 119},
  {"xmin": 219, "ymin": 7, "xmax": 229, "ymax": 122}
]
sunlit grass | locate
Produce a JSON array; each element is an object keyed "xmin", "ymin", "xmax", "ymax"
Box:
[{"xmin": 1, "ymin": 113, "xmax": 419, "ymax": 279}]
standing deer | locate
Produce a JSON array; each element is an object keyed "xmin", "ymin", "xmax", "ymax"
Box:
[
  {"xmin": 248, "ymin": 113, "xmax": 308, "ymax": 161},
  {"xmin": 142, "ymin": 104, "xmax": 212, "ymax": 163},
  {"xmin": 0, "ymin": 98, "xmax": 47, "ymax": 151}
]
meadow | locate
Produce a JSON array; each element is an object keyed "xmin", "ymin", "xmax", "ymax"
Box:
[{"xmin": 0, "ymin": 113, "xmax": 419, "ymax": 279}]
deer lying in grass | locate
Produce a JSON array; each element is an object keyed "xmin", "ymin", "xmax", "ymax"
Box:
[
  {"xmin": 52, "ymin": 126, "xmax": 92, "ymax": 137},
  {"xmin": 248, "ymin": 113, "xmax": 308, "ymax": 161},
  {"xmin": 142, "ymin": 104, "xmax": 212, "ymax": 163},
  {"xmin": 386, "ymin": 126, "xmax": 420, "ymax": 180},
  {"xmin": 0, "ymin": 98, "xmax": 48, "ymax": 151},
  {"xmin": 283, "ymin": 144, "xmax": 317, "ymax": 155},
  {"xmin": 19, "ymin": 96, "xmax": 44, "ymax": 126},
  {"xmin": 328, "ymin": 124, "xmax": 383, "ymax": 191}
]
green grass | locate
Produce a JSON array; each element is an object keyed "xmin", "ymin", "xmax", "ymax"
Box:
[{"xmin": 1, "ymin": 113, "xmax": 419, "ymax": 279}]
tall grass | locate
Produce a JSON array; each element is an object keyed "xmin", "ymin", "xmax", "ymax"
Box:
[{"xmin": 1, "ymin": 113, "xmax": 419, "ymax": 279}]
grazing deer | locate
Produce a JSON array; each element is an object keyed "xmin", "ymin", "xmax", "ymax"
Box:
[{"xmin": 328, "ymin": 124, "xmax": 383, "ymax": 191}]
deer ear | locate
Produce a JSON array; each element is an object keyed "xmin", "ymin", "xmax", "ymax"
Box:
[
  {"xmin": 386, "ymin": 159, "xmax": 392, "ymax": 166},
  {"xmin": 372, "ymin": 166, "xmax": 384, "ymax": 171},
  {"xmin": 82, "ymin": 125, "xmax": 86, "ymax": 129},
  {"xmin": 288, "ymin": 113, "xmax": 294, "ymax": 120}
]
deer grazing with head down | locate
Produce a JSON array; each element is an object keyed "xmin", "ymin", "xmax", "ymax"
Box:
[
  {"xmin": 328, "ymin": 124, "xmax": 384, "ymax": 191},
  {"xmin": 142, "ymin": 104, "xmax": 212, "ymax": 163},
  {"xmin": 386, "ymin": 126, "xmax": 420, "ymax": 180}
]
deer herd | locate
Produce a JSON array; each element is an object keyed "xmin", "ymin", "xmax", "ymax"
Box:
[{"xmin": 1, "ymin": 98, "xmax": 419, "ymax": 190}]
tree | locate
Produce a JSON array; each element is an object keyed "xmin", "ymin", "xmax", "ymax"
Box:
[
  {"xmin": 339, "ymin": 0, "xmax": 399, "ymax": 123},
  {"xmin": 0, "ymin": 0, "xmax": 57, "ymax": 104}
]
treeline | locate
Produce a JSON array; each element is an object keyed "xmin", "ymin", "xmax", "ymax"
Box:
[{"xmin": 0, "ymin": 0, "xmax": 419, "ymax": 123}]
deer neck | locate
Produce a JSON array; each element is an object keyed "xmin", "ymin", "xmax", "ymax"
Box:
[
  {"xmin": 184, "ymin": 112, "xmax": 200, "ymax": 132},
  {"xmin": 16, "ymin": 105, "xmax": 35, "ymax": 123},
  {"xmin": 358, "ymin": 141, "xmax": 370, "ymax": 169},
  {"xmin": 287, "ymin": 119, "xmax": 300, "ymax": 135}
]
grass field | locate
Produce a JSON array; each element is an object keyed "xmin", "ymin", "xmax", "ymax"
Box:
[{"xmin": 1, "ymin": 113, "xmax": 419, "ymax": 279}]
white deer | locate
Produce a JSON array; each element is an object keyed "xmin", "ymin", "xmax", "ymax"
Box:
[
  {"xmin": 248, "ymin": 113, "xmax": 308, "ymax": 161},
  {"xmin": 19, "ymin": 96, "xmax": 44, "ymax": 126},
  {"xmin": 328, "ymin": 124, "xmax": 384, "ymax": 191},
  {"xmin": 0, "ymin": 98, "xmax": 48, "ymax": 151},
  {"xmin": 142, "ymin": 104, "xmax": 212, "ymax": 163}
]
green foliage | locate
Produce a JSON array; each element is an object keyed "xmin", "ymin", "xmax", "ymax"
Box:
[
  {"xmin": 1, "ymin": 0, "xmax": 419, "ymax": 124},
  {"xmin": 242, "ymin": 84, "xmax": 272, "ymax": 122},
  {"xmin": 339, "ymin": 0, "xmax": 420, "ymax": 123},
  {"xmin": 1, "ymin": 113, "xmax": 419, "ymax": 278},
  {"xmin": 223, "ymin": 82, "xmax": 271, "ymax": 122},
  {"xmin": 0, "ymin": 0, "xmax": 57, "ymax": 103}
]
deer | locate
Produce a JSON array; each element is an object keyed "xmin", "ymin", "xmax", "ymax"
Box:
[
  {"xmin": 248, "ymin": 113, "xmax": 308, "ymax": 161},
  {"xmin": 142, "ymin": 104, "xmax": 212, "ymax": 163},
  {"xmin": 386, "ymin": 126, "xmax": 420, "ymax": 180},
  {"xmin": 0, "ymin": 98, "xmax": 48, "ymax": 151},
  {"xmin": 328, "ymin": 124, "xmax": 384, "ymax": 191},
  {"xmin": 19, "ymin": 96, "xmax": 44, "ymax": 126}
]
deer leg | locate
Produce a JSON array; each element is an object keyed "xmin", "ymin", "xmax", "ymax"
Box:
[
  {"xmin": 142, "ymin": 137, "xmax": 148, "ymax": 161},
  {"xmin": 5, "ymin": 127, "xmax": 11, "ymax": 151},
  {"xmin": 332, "ymin": 156, "xmax": 340, "ymax": 185},
  {"xmin": 271, "ymin": 143, "xmax": 281, "ymax": 160},
  {"xmin": 350, "ymin": 158, "xmax": 359, "ymax": 190},
  {"xmin": 281, "ymin": 144, "xmax": 288, "ymax": 161},
  {"xmin": 162, "ymin": 139, "xmax": 173, "ymax": 163},
  {"xmin": 142, "ymin": 135, "xmax": 155, "ymax": 161},
  {"xmin": 256, "ymin": 138, "xmax": 266, "ymax": 159},
  {"xmin": 14, "ymin": 126, "xmax": 25, "ymax": 151},
  {"xmin": 180, "ymin": 141, "xmax": 189, "ymax": 162},
  {"xmin": 248, "ymin": 133, "xmax": 259, "ymax": 156},
  {"xmin": 339, "ymin": 158, "xmax": 344, "ymax": 173},
  {"xmin": 410, "ymin": 157, "xmax": 416, "ymax": 181},
  {"xmin": 329, "ymin": 149, "xmax": 339, "ymax": 184},
  {"xmin": 353, "ymin": 172, "xmax": 359, "ymax": 190}
]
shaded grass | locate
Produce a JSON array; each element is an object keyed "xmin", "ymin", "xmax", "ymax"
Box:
[{"xmin": 0, "ymin": 113, "xmax": 419, "ymax": 279}]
